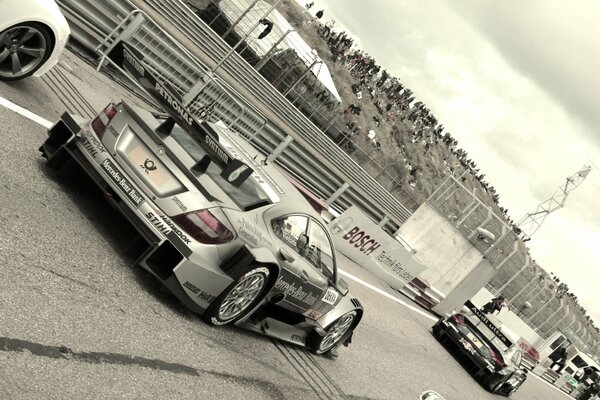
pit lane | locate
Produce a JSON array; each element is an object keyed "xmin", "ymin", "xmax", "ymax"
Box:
[{"xmin": 0, "ymin": 50, "xmax": 574, "ymax": 400}]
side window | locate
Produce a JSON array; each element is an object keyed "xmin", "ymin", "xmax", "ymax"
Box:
[
  {"xmin": 305, "ymin": 220, "xmax": 335, "ymax": 279},
  {"xmin": 272, "ymin": 215, "xmax": 308, "ymax": 253}
]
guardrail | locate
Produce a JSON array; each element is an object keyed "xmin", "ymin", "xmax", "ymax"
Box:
[{"xmin": 56, "ymin": 0, "xmax": 414, "ymax": 233}]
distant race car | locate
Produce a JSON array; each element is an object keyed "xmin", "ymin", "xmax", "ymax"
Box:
[
  {"xmin": 432, "ymin": 301, "xmax": 528, "ymax": 396},
  {"xmin": 39, "ymin": 45, "xmax": 363, "ymax": 356},
  {"xmin": 0, "ymin": 0, "xmax": 70, "ymax": 81}
]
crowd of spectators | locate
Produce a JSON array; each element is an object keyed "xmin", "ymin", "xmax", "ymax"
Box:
[{"xmin": 307, "ymin": 9, "xmax": 517, "ymax": 223}]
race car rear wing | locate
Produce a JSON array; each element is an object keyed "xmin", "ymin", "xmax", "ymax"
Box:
[
  {"xmin": 108, "ymin": 42, "xmax": 253, "ymax": 188},
  {"xmin": 464, "ymin": 300, "xmax": 513, "ymax": 348}
]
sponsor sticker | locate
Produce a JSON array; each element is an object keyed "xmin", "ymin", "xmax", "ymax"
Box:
[
  {"xmin": 128, "ymin": 146, "xmax": 169, "ymax": 188},
  {"xmin": 459, "ymin": 338, "xmax": 477, "ymax": 355},
  {"xmin": 321, "ymin": 287, "xmax": 339, "ymax": 305},
  {"xmin": 100, "ymin": 158, "xmax": 144, "ymax": 207},
  {"xmin": 274, "ymin": 270, "xmax": 321, "ymax": 309},
  {"xmin": 303, "ymin": 308, "xmax": 324, "ymax": 320},
  {"xmin": 79, "ymin": 135, "xmax": 106, "ymax": 159}
]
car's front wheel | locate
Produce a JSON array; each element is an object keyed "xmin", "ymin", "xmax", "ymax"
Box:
[
  {"xmin": 309, "ymin": 311, "xmax": 357, "ymax": 355},
  {"xmin": 0, "ymin": 22, "xmax": 53, "ymax": 81},
  {"xmin": 203, "ymin": 266, "xmax": 270, "ymax": 326}
]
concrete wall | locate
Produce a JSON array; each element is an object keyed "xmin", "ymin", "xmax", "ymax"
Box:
[{"xmin": 398, "ymin": 203, "xmax": 484, "ymax": 295}]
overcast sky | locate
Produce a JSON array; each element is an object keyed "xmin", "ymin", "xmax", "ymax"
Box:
[{"xmin": 298, "ymin": 0, "xmax": 600, "ymax": 329}]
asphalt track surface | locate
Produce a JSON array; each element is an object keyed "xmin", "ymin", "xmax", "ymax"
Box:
[{"xmin": 0, "ymin": 50, "xmax": 575, "ymax": 400}]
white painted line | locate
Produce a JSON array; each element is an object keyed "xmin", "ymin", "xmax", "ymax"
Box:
[
  {"xmin": 339, "ymin": 269, "xmax": 437, "ymax": 321},
  {"xmin": 0, "ymin": 95, "xmax": 53, "ymax": 128}
]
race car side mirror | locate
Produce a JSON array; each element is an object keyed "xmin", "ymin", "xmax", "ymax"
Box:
[{"xmin": 297, "ymin": 233, "xmax": 308, "ymax": 250}]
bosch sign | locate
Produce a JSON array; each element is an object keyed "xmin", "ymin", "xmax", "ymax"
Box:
[
  {"xmin": 328, "ymin": 206, "xmax": 427, "ymax": 290},
  {"xmin": 342, "ymin": 226, "xmax": 381, "ymax": 255}
]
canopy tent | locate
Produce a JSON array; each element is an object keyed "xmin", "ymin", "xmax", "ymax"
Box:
[{"xmin": 217, "ymin": 0, "xmax": 341, "ymax": 102}]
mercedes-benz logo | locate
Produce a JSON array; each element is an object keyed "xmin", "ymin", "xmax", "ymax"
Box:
[{"xmin": 330, "ymin": 217, "xmax": 353, "ymax": 234}]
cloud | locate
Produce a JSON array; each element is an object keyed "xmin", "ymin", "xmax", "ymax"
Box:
[{"xmin": 448, "ymin": 0, "xmax": 600, "ymax": 148}]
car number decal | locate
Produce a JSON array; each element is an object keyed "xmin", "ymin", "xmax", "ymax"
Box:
[{"xmin": 321, "ymin": 287, "xmax": 339, "ymax": 305}]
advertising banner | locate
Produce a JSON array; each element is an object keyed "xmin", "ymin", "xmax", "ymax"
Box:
[{"xmin": 328, "ymin": 206, "xmax": 426, "ymax": 289}]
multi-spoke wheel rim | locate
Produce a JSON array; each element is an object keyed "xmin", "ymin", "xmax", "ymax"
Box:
[
  {"xmin": 0, "ymin": 25, "xmax": 48, "ymax": 79},
  {"xmin": 318, "ymin": 312, "xmax": 356, "ymax": 353},
  {"xmin": 218, "ymin": 272, "xmax": 266, "ymax": 321}
]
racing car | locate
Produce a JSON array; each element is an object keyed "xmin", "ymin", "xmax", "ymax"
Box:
[
  {"xmin": 39, "ymin": 45, "xmax": 363, "ymax": 356},
  {"xmin": 432, "ymin": 301, "xmax": 528, "ymax": 396}
]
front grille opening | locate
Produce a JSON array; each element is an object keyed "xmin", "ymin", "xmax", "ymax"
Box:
[{"xmin": 145, "ymin": 240, "xmax": 183, "ymax": 280}]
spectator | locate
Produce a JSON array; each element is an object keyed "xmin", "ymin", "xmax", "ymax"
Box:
[
  {"xmin": 481, "ymin": 296, "xmax": 505, "ymax": 315},
  {"xmin": 549, "ymin": 347, "xmax": 568, "ymax": 372},
  {"xmin": 257, "ymin": 19, "xmax": 273, "ymax": 39}
]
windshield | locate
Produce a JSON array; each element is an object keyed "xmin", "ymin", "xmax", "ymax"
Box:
[{"xmin": 166, "ymin": 121, "xmax": 271, "ymax": 210}]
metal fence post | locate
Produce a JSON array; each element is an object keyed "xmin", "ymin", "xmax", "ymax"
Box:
[
  {"xmin": 325, "ymin": 183, "xmax": 350, "ymax": 206},
  {"xmin": 255, "ymin": 29, "xmax": 294, "ymax": 71},
  {"xmin": 213, "ymin": 0, "xmax": 283, "ymax": 74},
  {"xmin": 266, "ymin": 135, "xmax": 294, "ymax": 163},
  {"xmin": 283, "ymin": 59, "xmax": 322, "ymax": 96},
  {"xmin": 222, "ymin": 0, "xmax": 262, "ymax": 39}
]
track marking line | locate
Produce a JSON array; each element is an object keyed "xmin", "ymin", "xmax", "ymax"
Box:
[
  {"xmin": 0, "ymin": 95, "xmax": 53, "ymax": 128},
  {"xmin": 339, "ymin": 269, "xmax": 437, "ymax": 321}
]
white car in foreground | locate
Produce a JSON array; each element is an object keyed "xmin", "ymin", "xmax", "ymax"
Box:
[{"xmin": 0, "ymin": 0, "xmax": 70, "ymax": 81}]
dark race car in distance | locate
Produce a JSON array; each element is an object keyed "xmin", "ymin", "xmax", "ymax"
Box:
[
  {"xmin": 432, "ymin": 301, "xmax": 527, "ymax": 396},
  {"xmin": 39, "ymin": 44, "xmax": 363, "ymax": 356}
]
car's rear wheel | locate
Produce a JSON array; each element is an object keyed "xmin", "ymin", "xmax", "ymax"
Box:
[
  {"xmin": 309, "ymin": 311, "xmax": 357, "ymax": 355},
  {"xmin": 0, "ymin": 22, "xmax": 53, "ymax": 81},
  {"xmin": 203, "ymin": 266, "xmax": 270, "ymax": 326}
]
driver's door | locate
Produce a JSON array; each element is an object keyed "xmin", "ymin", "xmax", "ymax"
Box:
[{"xmin": 271, "ymin": 215, "xmax": 326, "ymax": 313}]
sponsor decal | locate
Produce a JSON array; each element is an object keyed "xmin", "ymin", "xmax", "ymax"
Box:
[
  {"xmin": 155, "ymin": 82, "xmax": 194, "ymax": 126},
  {"xmin": 183, "ymin": 281, "xmax": 216, "ymax": 304},
  {"xmin": 123, "ymin": 48, "xmax": 145, "ymax": 77},
  {"xmin": 328, "ymin": 206, "xmax": 426, "ymax": 290},
  {"xmin": 100, "ymin": 158, "xmax": 144, "ymax": 207},
  {"xmin": 377, "ymin": 251, "xmax": 416, "ymax": 282},
  {"xmin": 237, "ymin": 217, "xmax": 266, "ymax": 247},
  {"xmin": 145, "ymin": 211, "xmax": 171, "ymax": 236},
  {"xmin": 223, "ymin": 141, "xmax": 284, "ymax": 198},
  {"xmin": 459, "ymin": 337, "xmax": 477, "ymax": 355},
  {"xmin": 342, "ymin": 227, "xmax": 381, "ymax": 255},
  {"xmin": 465, "ymin": 301, "xmax": 512, "ymax": 347},
  {"xmin": 140, "ymin": 158, "xmax": 158, "ymax": 174},
  {"xmin": 172, "ymin": 196, "xmax": 187, "ymax": 213},
  {"xmin": 274, "ymin": 272, "xmax": 320, "ymax": 308},
  {"xmin": 79, "ymin": 135, "xmax": 106, "ymax": 159},
  {"xmin": 321, "ymin": 287, "xmax": 339, "ymax": 305},
  {"xmin": 128, "ymin": 147, "xmax": 169, "ymax": 188},
  {"xmin": 160, "ymin": 214, "xmax": 191, "ymax": 245},
  {"xmin": 303, "ymin": 309, "xmax": 324, "ymax": 320}
]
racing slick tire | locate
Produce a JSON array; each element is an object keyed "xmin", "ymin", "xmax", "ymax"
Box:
[
  {"xmin": 308, "ymin": 311, "xmax": 357, "ymax": 355},
  {"xmin": 0, "ymin": 22, "xmax": 53, "ymax": 81},
  {"xmin": 203, "ymin": 266, "xmax": 270, "ymax": 326}
]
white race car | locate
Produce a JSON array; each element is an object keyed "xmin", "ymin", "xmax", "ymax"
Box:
[{"xmin": 0, "ymin": 0, "xmax": 70, "ymax": 81}]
